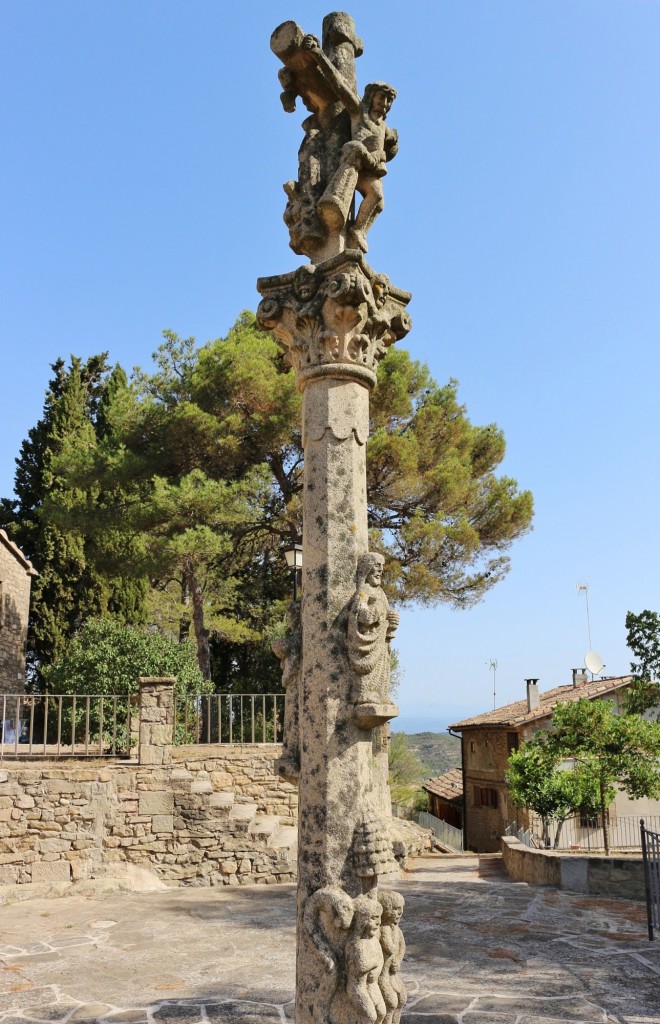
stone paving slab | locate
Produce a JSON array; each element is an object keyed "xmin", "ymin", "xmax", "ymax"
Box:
[{"xmin": 1, "ymin": 854, "xmax": 659, "ymax": 1023}]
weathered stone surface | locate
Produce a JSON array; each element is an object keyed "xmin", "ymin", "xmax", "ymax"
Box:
[
  {"xmin": 259, "ymin": 16, "xmax": 413, "ymax": 1023},
  {"xmin": 31, "ymin": 859, "xmax": 71, "ymax": 883},
  {"xmin": 270, "ymin": 14, "xmax": 397, "ymax": 263},
  {"xmin": 139, "ymin": 792, "xmax": 174, "ymax": 816}
]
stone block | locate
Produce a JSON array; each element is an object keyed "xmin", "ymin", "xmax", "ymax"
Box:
[
  {"xmin": 209, "ymin": 792, "xmax": 235, "ymax": 808},
  {"xmin": 31, "ymin": 859, "xmax": 71, "ymax": 883},
  {"xmin": 139, "ymin": 792, "xmax": 174, "ymax": 815},
  {"xmin": 151, "ymin": 815, "xmax": 174, "ymax": 833},
  {"xmin": 150, "ymin": 725, "xmax": 174, "ymax": 746},
  {"xmin": 190, "ymin": 779, "xmax": 213, "ymax": 795}
]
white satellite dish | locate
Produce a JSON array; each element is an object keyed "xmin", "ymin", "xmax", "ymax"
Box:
[{"xmin": 585, "ymin": 651, "xmax": 605, "ymax": 675}]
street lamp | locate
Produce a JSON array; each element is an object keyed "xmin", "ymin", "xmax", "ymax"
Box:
[{"xmin": 284, "ymin": 542, "xmax": 303, "ymax": 601}]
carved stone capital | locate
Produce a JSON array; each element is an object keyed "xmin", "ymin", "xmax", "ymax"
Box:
[{"xmin": 256, "ymin": 251, "xmax": 411, "ymax": 390}]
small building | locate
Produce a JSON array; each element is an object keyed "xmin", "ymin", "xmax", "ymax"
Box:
[
  {"xmin": 0, "ymin": 530, "xmax": 37, "ymax": 695},
  {"xmin": 423, "ymin": 767, "xmax": 463, "ymax": 830},
  {"xmin": 449, "ymin": 673, "xmax": 659, "ymax": 853}
]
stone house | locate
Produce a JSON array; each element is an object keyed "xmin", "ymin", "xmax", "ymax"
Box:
[
  {"xmin": 0, "ymin": 529, "xmax": 37, "ymax": 696},
  {"xmin": 422, "ymin": 768, "xmax": 463, "ymax": 830},
  {"xmin": 449, "ymin": 673, "xmax": 660, "ymax": 853}
]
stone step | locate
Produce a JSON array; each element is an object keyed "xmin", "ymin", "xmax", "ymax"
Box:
[{"xmin": 248, "ymin": 814, "xmax": 280, "ymax": 837}]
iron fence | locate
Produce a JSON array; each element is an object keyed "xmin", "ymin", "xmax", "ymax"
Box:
[
  {"xmin": 173, "ymin": 693, "xmax": 285, "ymax": 745},
  {"xmin": 641, "ymin": 820, "xmax": 660, "ymax": 941},
  {"xmin": 415, "ymin": 809, "xmax": 464, "ymax": 852},
  {"xmin": 505, "ymin": 822, "xmax": 541, "ymax": 849},
  {"xmin": 527, "ymin": 813, "xmax": 660, "ymax": 851},
  {"xmin": 0, "ymin": 693, "xmax": 131, "ymax": 759}
]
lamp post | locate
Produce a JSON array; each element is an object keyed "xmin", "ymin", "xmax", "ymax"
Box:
[{"xmin": 284, "ymin": 542, "xmax": 303, "ymax": 601}]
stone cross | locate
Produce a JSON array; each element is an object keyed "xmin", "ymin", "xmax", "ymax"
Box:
[{"xmin": 257, "ymin": 13, "xmax": 411, "ymax": 1024}]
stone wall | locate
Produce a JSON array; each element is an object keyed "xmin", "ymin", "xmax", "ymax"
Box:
[
  {"xmin": 501, "ymin": 835, "xmax": 646, "ymax": 900},
  {"xmin": 464, "ymin": 727, "xmax": 522, "ymax": 852},
  {"xmin": 0, "ymin": 746, "xmax": 298, "ymax": 889},
  {"xmin": 0, "ymin": 530, "xmax": 36, "ymax": 696}
]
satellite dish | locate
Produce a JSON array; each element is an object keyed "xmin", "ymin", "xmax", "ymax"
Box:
[{"xmin": 585, "ymin": 651, "xmax": 605, "ymax": 675}]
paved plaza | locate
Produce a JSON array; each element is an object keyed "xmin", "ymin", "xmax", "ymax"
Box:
[{"xmin": 1, "ymin": 854, "xmax": 659, "ymax": 1024}]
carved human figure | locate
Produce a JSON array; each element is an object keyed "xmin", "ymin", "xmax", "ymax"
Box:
[
  {"xmin": 347, "ymin": 553, "xmax": 399, "ymax": 709},
  {"xmin": 331, "ymin": 895, "xmax": 386, "ymax": 1024},
  {"xmin": 377, "ymin": 891, "xmax": 406, "ymax": 1024},
  {"xmin": 304, "ymin": 884, "xmax": 355, "ymax": 1020},
  {"xmin": 272, "ymin": 17, "xmax": 397, "ymax": 259},
  {"xmin": 272, "ymin": 600, "xmax": 301, "ymax": 782},
  {"xmin": 318, "ymin": 82, "xmax": 397, "ymax": 253}
]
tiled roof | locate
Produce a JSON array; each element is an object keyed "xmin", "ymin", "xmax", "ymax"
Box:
[
  {"xmin": 449, "ymin": 675, "xmax": 633, "ymax": 730},
  {"xmin": 0, "ymin": 529, "xmax": 37, "ymax": 576},
  {"xmin": 423, "ymin": 768, "xmax": 463, "ymax": 802}
]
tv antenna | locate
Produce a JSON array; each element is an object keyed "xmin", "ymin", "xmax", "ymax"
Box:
[
  {"xmin": 576, "ymin": 582, "xmax": 605, "ymax": 678},
  {"xmin": 487, "ymin": 658, "xmax": 498, "ymax": 710},
  {"xmin": 575, "ymin": 582, "xmax": 593, "ymax": 650}
]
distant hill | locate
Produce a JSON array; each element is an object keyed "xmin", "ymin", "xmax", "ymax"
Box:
[{"xmin": 400, "ymin": 731, "xmax": 461, "ymax": 779}]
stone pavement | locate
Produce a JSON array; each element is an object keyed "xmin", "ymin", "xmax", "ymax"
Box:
[{"xmin": 1, "ymin": 853, "xmax": 659, "ymax": 1024}]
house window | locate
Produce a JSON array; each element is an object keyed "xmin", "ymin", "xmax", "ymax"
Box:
[
  {"xmin": 473, "ymin": 786, "xmax": 498, "ymax": 808},
  {"xmin": 506, "ymin": 732, "xmax": 519, "ymax": 753},
  {"xmin": 470, "ymin": 740, "xmax": 476, "ymax": 754},
  {"xmin": 579, "ymin": 811, "xmax": 612, "ymax": 829}
]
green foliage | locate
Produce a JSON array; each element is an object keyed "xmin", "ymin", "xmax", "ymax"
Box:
[
  {"xmin": 0, "ymin": 356, "xmax": 148, "ymax": 684},
  {"xmin": 506, "ymin": 738, "xmax": 600, "ymax": 847},
  {"xmin": 368, "ymin": 351, "xmax": 533, "ymax": 607},
  {"xmin": 3, "ymin": 312, "xmax": 533, "ymax": 692},
  {"xmin": 405, "ymin": 732, "xmax": 461, "ymax": 776},
  {"xmin": 42, "ymin": 616, "xmax": 208, "ymax": 698},
  {"xmin": 543, "ymin": 698, "xmax": 660, "ymax": 852},
  {"xmin": 389, "ymin": 731, "xmax": 429, "ymax": 785},
  {"xmin": 624, "ymin": 609, "xmax": 660, "ymax": 717}
]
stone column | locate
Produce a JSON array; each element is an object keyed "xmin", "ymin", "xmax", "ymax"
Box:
[
  {"xmin": 258, "ymin": 251, "xmax": 411, "ymax": 1024},
  {"xmin": 137, "ymin": 677, "xmax": 175, "ymax": 766}
]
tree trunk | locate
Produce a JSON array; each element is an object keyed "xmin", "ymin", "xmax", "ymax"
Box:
[
  {"xmin": 599, "ymin": 778, "xmax": 610, "ymax": 855},
  {"xmin": 553, "ymin": 817, "xmax": 565, "ymax": 849},
  {"xmin": 542, "ymin": 816, "xmax": 550, "ymax": 848},
  {"xmin": 178, "ymin": 574, "xmax": 191, "ymax": 643},
  {"xmin": 183, "ymin": 559, "xmax": 212, "ymax": 681}
]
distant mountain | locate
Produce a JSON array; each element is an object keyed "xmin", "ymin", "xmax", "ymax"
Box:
[{"xmin": 403, "ymin": 731, "xmax": 461, "ymax": 779}]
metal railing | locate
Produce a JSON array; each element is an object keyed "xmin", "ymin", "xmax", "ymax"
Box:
[
  {"xmin": 415, "ymin": 810, "xmax": 464, "ymax": 852},
  {"xmin": 527, "ymin": 813, "xmax": 660, "ymax": 851},
  {"xmin": 0, "ymin": 693, "xmax": 131, "ymax": 759},
  {"xmin": 505, "ymin": 822, "xmax": 541, "ymax": 849},
  {"xmin": 173, "ymin": 693, "xmax": 285, "ymax": 745},
  {"xmin": 641, "ymin": 820, "xmax": 660, "ymax": 941},
  {"xmin": 391, "ymin": 804, "xmax": 464, "ymax": 852}
]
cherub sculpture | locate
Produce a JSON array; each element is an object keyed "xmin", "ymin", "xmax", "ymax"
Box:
[
  {"xmin": 330, "ymin": 895, "xmax": 387, "ymax": 1024},
  {"xmin": 377, "ymin": 891, "xmax": 406, "ymax": 1024}
]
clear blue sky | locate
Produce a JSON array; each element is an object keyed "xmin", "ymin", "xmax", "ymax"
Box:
[{"xmin": 2, "ymin": 2, "xmax": 659, "ymax": 727}]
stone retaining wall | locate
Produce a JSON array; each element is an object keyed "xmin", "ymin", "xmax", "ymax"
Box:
[
  {"xmin": 501, "ymin": 835, "xmax": 646, "ymax": 900},
  {"xmin": 0, "ymin": 746, "xmax": 298, "ymax": 889}
]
